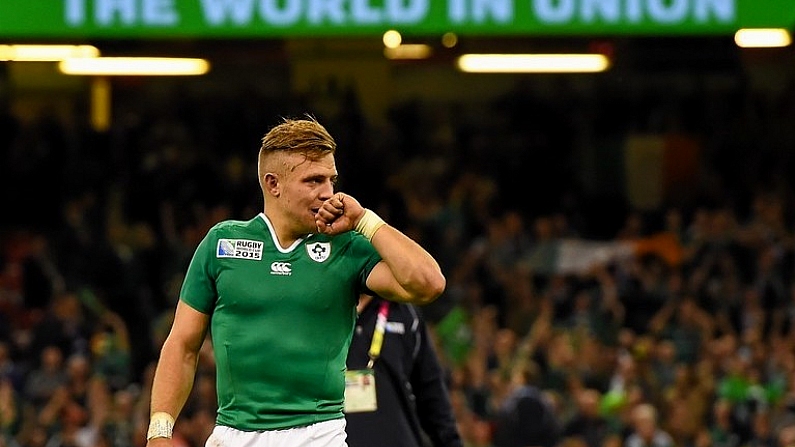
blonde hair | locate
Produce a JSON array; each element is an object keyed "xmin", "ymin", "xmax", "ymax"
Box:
[
  {"xmin": 258, "ymin": 116, "xmax": 336, "ymax": 178},
  {"xmin": 261, "ymin": 116, "xmax": 335, "ymax": 153}
]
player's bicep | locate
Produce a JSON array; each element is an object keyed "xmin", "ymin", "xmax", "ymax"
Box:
[
  {"xmin": 365, "ymin": 261, "xmax": 413, "ymax": 303},
  {"xmin": 166, "ymin": 300, "xmax": 211, "ymax": 354}
]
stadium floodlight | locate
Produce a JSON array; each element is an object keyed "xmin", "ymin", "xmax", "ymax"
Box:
[
  {"xmin": 456, "ymin": 54, "xmax": 610, "ymax": 73},
  {"xmin": 0, "ymin": 44, "xmax": 99, "ymax": 61},
  {"xmin": 734, "ymin": 28, "xmax": 792, "ymax": 48},
  {"xmin": 383, "ymin": 30, "xmax": 403, "ymax": 49},
  {"xmin": 59, "ymin": 57, "xmax": 210, "ymax": 76},
  {"xmin": 384, "ymin": 44, "xmax": 433, "ymax": 60}
]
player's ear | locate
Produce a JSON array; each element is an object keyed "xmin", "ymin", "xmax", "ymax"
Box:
[{"xmin": 263, "ymin": 173, "xmax": 280, "ymax": 197}]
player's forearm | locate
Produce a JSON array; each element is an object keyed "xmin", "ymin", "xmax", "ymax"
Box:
[
  {"xmin": 149, "ymin": 338, "xmax": 200, "ymax": 421},
  {"xmin": 370, "ymin": 225, "xmax": 446, "ymax": 304}
]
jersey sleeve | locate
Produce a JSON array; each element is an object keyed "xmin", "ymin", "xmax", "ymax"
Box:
[
  {"xmin": 179, "ymin": 226, "xmax": 219, "ymax": 315},
  {"xmin": 349, "ymin": 233, "xmax": 382, "ymax": 294}
]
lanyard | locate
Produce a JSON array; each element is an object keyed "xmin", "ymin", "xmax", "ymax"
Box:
[{"xmin": 367, "ymin": 300, "xmax": 390, "ymax": 369}]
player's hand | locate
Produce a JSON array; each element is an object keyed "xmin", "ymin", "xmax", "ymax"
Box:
[{"xmin": 315, "ymin": 192, "xmax": 365, "ymax": 235}]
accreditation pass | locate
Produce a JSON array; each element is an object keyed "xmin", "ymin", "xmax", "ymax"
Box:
[{"xmin": 344, "ymin": 369, "xmax": 377, "ymax": 413}]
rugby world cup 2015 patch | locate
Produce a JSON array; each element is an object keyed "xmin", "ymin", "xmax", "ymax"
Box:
[{"xmin": 217, "ymin": 239, "xmax": 264, "ymax": 260}]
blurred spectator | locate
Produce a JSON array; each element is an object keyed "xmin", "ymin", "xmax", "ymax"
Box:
[
  {"xmin": 648, "ymin": 296, "xmax": 714, "ymax": 365},
  {"xmin": 747, "ymin": 411, "xmax": 777, "ymax": 447},
  {"xmin": 491, "ymin": 362, "xmax": 560, "ymax": 447},
  {"xmin": 561, "ymin": 388, "xmax": 609, "ymax": 447},
  {"xmin": 63, "ymin": 354, "xmax": 92, "ymax": 408},
  {"xmin": 0, "ymin": 377, "xmax": 20, "ymax": 439},
  {"xmin": 102, "ymin": 387, "xmax": 139, "ymax": 447},
  {"xmin": 0, "ymin": 343, "xmax": 23, "ymax": 394},
  {"xmin": 26, "ymin": 292, "xmax": 92, "ymax": 366},
  {"xmin": 776, "ymin": 424, "xmax": 795, "ymax": 447},
  {"xmin": 624, "ymin": 403, "xmax": 674, "ymax": 447},
  {"xmin": 89, "ymin": 311, "xmax": 132, "ymax": 392},
  {"xmin": 23, "ymin": 346, "xmax": 67, "ymax": 411},
  {"xmin": 709, "ymin": 399, "xmax": 743, "ymax": 447}
]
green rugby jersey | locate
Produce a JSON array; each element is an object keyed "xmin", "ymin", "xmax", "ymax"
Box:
[{"xmin": 180, "ymin": 213, "xmax": 381, "ymax": 431}]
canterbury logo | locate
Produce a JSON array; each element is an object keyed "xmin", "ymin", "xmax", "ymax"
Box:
[{"xmin": 270, "ymin": 262, "xmax": 292, "ymax": 276}]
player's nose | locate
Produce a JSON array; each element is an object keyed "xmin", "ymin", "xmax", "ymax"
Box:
[{"xmin": 318, "ymin": 179, "xmax": 335, "ymax": 201}]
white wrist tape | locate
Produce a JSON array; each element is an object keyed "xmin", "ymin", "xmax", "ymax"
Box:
[
  {"xmin": 147, "ymin": 412, "xmax": 174, "ymax": 440},
  {"xmin": 354, "ymin": 209, "xmax": 386, "ymax": 241}
]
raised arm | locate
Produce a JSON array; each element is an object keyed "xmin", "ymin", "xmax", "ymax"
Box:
[
  {"xmin": 315, "ymin": 193, "xmax": 446, "ymax": 305},
  {"xmin": 364, "ymin": 222, "xmax": 446, "ymax": 304},
  {"xmin": 146, "ymin": 300, "xmax": 210, "ymax": 446}
]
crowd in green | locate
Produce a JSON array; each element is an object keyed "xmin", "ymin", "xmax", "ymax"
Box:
[{"xmin": 1, "ymin": 72, "xmax": 795, "ymax": 447}]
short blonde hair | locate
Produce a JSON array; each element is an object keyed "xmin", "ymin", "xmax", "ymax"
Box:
[
  {"xmin": 260, "ymin": 116, "xmax": 335, "ymax": 157},
  {"xmin": 257, "ymin": 116, "xmax": 336, "ymax": 181}
]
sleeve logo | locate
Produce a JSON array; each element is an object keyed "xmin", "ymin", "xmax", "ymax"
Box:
[{"xmin": 216, "ymin": 239, "xmax": 264, "ymax": 260}]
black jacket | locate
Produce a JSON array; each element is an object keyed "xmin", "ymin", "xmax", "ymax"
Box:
[
  {"xmin": 492, "ymin": 385, "xmax": 561, "ymax": 447},
  {"xmin": 345, "ymin": 297, "xmax": 464, "ymax": 447}
]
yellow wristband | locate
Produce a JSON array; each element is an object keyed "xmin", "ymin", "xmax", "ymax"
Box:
[
  {"xmin": 147, "ymin": 412, "xmax": 174, "ymax": 440},
  {"xmin": 354, "ymin": 209, "xmax": 386, "ymax": 241}
]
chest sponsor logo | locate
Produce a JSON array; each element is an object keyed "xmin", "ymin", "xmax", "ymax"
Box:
[
  {"xmin": 306, "ymin": 241, "xmax": 331, "ymax": 262},
  {"xmin": 270, "ymin": 261, "xmax": 292, "ymax": 276},
  {"xmin": 216, "ymin": 239, "xmax": 264, "ymax": 260}
]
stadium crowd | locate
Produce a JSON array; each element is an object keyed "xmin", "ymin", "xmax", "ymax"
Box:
[{"xmin": 1, "ymin": 70, "xmax": 795, "ymax": 447}]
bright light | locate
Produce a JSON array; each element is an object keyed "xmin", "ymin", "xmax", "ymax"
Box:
[
  {"xmin": 441, "ymin": 32, "xmax": 458, "ymax": 48},
  {"xmin": 734, "ymin": 28, "xmax": 791, "ymax": 48},
  {"xmin": 382, "ymin": 30, "xmax": 402, "ymax": 49},
  {"xmin": 0, "ymin": 44, "xmax": 99, "ymax": 61},
  {"xmin": 456, "ymin": 54, "xmax": 610, "ymax": 73},
  {"xmin": 59, "ymin": 57, "xmax": 210, "ymax": 76},
  {"xmin": 384, "ymin": 44, "xmax": 433, "ymax": 60}
]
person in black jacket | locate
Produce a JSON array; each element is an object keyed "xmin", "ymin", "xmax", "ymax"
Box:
[
  {"xmin": 345, "ymin": 293, "xmax": 464, "ymax": 447},
  {"xmin": 492, "ymin": 362, "xmax": 561, "ymax": 447},
  {"xmin": 562, "ymin": 388, "xmax": 609, "ymax": 447}
]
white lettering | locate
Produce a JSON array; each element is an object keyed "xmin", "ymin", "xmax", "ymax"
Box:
[
  {"xmin": 581, "ymin": 0, "xmax": 620, "ymax": 23},
  {"xmin": 201, "ymin": 0, "xmax": 430, "ymax": 27},
  {"xmin": 307, "ymin": 0, "xmax": 346, "ymax": 24},
  {"xmin": 647, "ymin": 0, "xmax": 687, "ymax": 23},
  {"xmin": 694, "ymin": 0, "xmax": 734, "ymax": 22},
  {"xmin": 448, "ymin": 0, "xmax": 467, "ymax": 22},
  {"xmin": 534, "ymin": 0, "xmax": 575, "ymax": 23},
  {"xmin": 351, "ymin": 0, "xmax": 380, "ymax": 24},
  {"xmin": 533, "ymin": 0, "xmax": 736, "ymax": 25},
  {"xmin": 65, "ymin": 0, "xmax": 86, "ymax": 25},
  {"xmin": 387, "ymin": 0, "xmax": 427, "ymax": 24},
  {"xmin": 201, "ymin": 0, "xmax": 256, "ymax": 25},
  {"xmin": 472, "ymin": 0, "xmax": 511, "ymax": 23},
  {"xmin": 143, "ymin": 0, "xmax": 179, "ymax": 25},
  {"xmin": 626, "ymin": 0, "xmax": 643, "ymax": 22},
  {"xmin": 96, "ymin": 0, "xmax": 137, "ymax": 25},
  {"xmin": 65, "ymin": 0, "xmax": 737, "ymax": 30},
  {"xmin": 270, "ymin": 262, "xmax": 292, "ymax": 275},
  {"xmin": 260, "ymin": 0, "xmax": 302, "ymax": 25}
]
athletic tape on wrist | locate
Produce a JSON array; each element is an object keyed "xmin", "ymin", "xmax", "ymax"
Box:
[
  {"xmin": 147, "ymin": 412, "xmax": 174, "ymax": 440},
  {"xmin": 355, "ymin": 209, "xmax": 386, "ymax": 241}
]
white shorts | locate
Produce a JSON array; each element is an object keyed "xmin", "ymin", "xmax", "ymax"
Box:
[{"xmin": 205, "ymin": 419, "xmax": 348, "ymax": 447}]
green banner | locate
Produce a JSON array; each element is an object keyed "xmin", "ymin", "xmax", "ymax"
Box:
[{"xmin": 0, "ymin": 0, "xmax": 793, "ymax": 39}]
